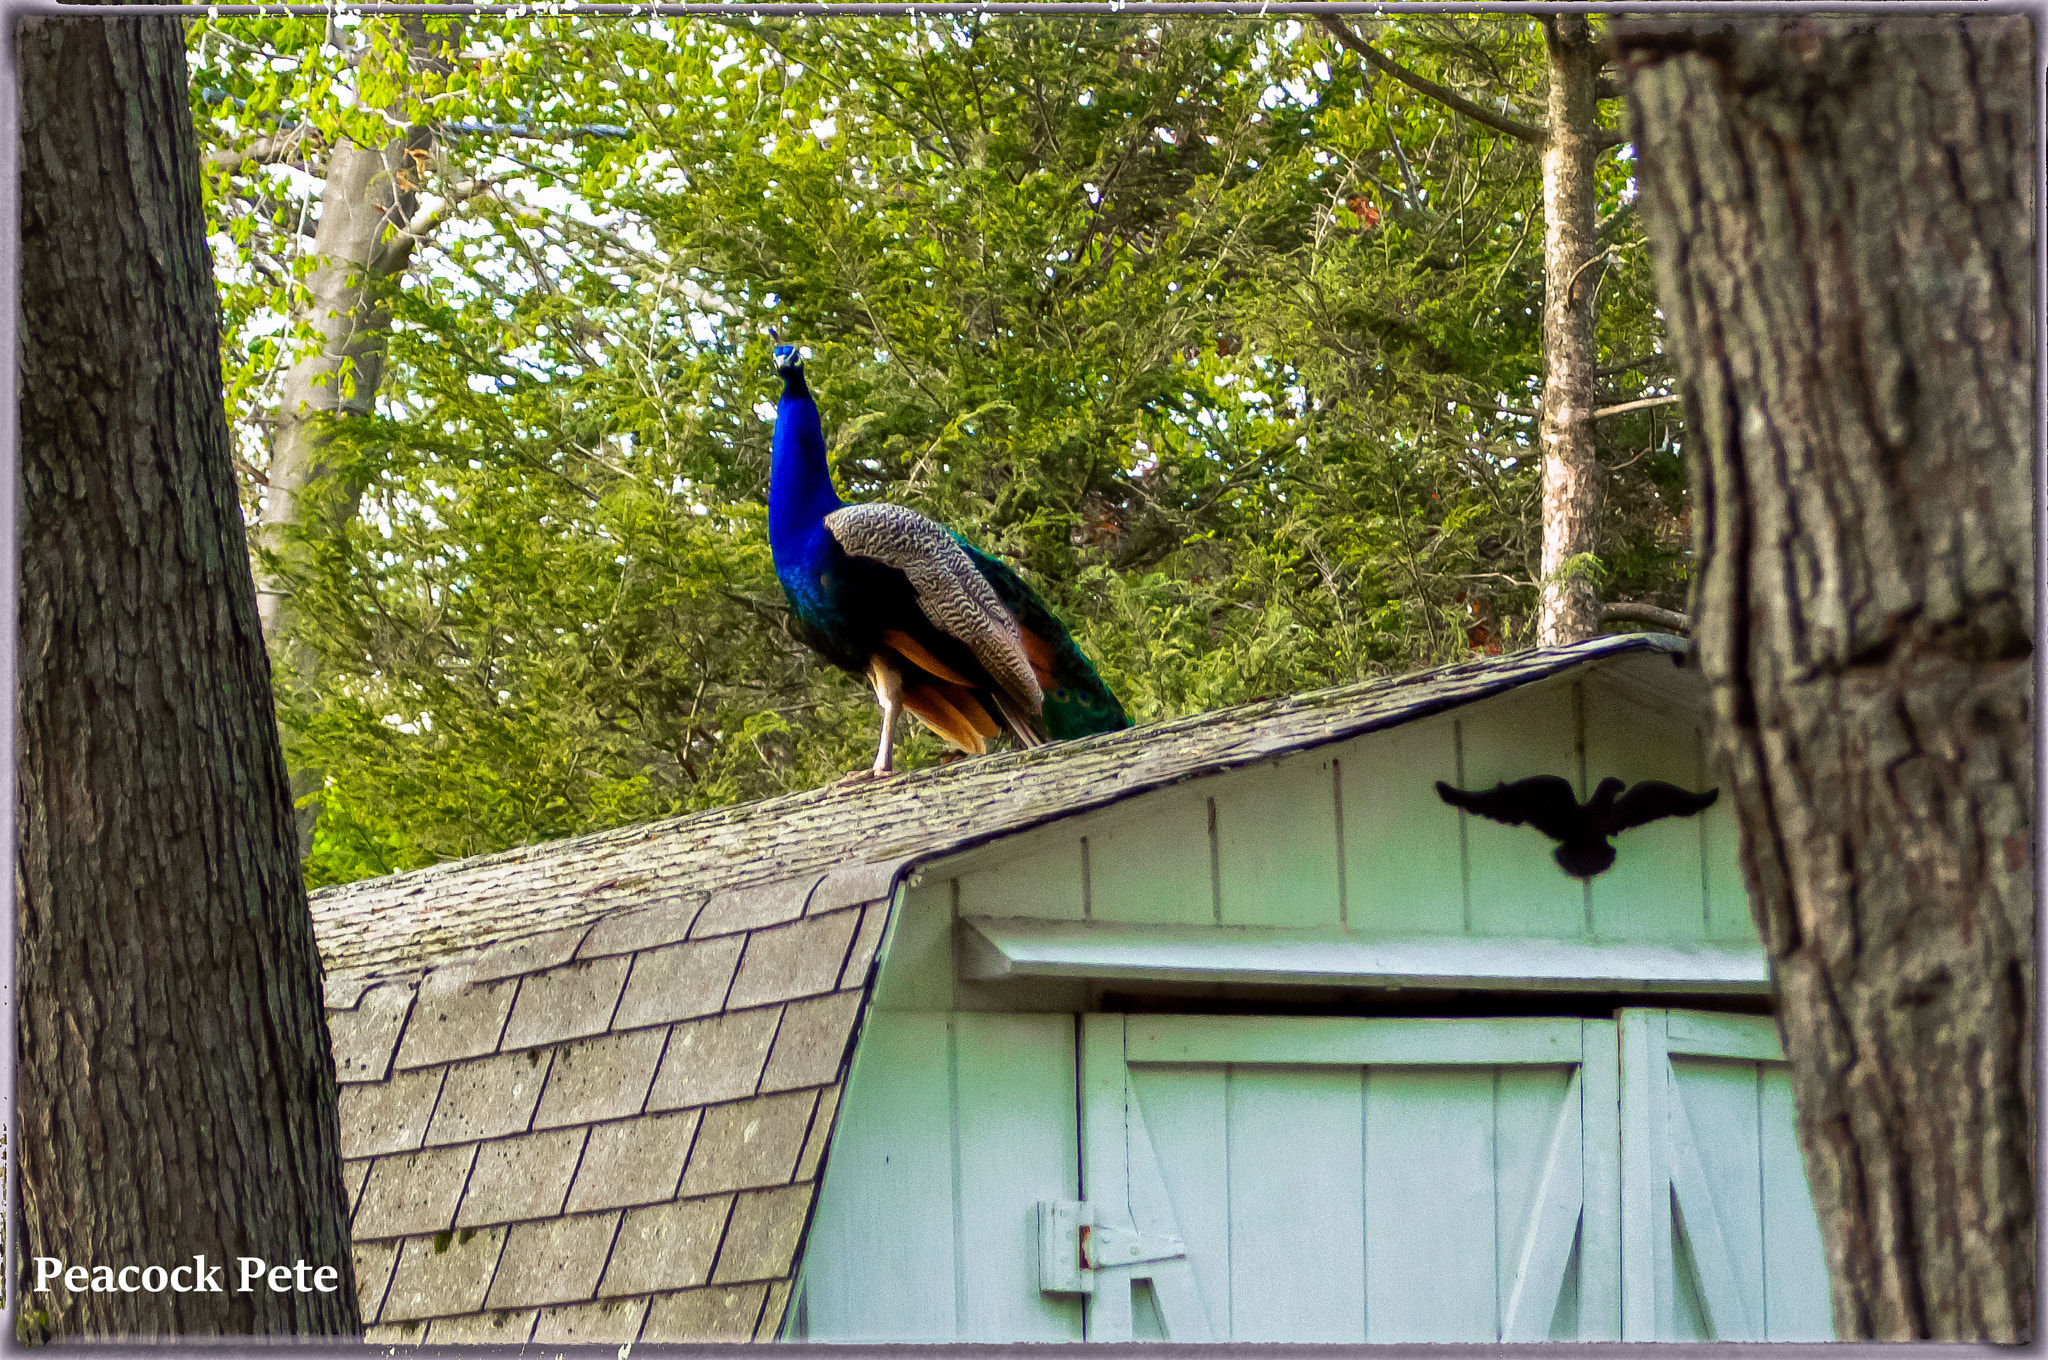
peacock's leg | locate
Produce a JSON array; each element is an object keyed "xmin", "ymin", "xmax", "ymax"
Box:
[{"xmin": 841, "ymin": 655, "xmax": 904, "ymax": 784}]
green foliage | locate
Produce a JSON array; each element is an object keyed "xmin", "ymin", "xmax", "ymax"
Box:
[{"xmin": 190, "ymin": 15, "xmax": 1691, "ymax": 888}]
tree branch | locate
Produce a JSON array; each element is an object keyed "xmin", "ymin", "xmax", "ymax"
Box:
[
  {"xmin": 1319, "ymin": 18, "xmax": 1546, "ymax": 145},
  {"xmin": 207, "ymin": 127, "xmax": 324, "ymax": 174},
  {"xmin": 1322, "ymin": 18, "xmax": 1630, "ymax": 151},
  {"xmin": 1592, "ymin": 393, "xmax": 1683, "ymax": 420},
  {"xmin": 1601, "ymin": 600, "xmax": 1690, "ymax": 633}
]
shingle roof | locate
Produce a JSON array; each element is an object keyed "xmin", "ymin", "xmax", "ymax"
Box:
[
  {"xmin": 333, "ymin": 864, "xmax": 892, "ymax": 1345},
  {"xmin": 311, "ymin": 633, "xmax": 1688, "ymax": 982}
]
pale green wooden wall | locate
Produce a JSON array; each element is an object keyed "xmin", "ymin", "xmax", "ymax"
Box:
[
  {"xmin": 940, "ymin": 667, "xmax": 1748, "ymax": 948},
  {"xmin": 797, "ymin": 652, "xmax": 1816, "ymax": 1344},
  {"xmin": 799, "ymin": 1007, "xmax": 1830, "ymax": 1342},
  {"xmin": 878, "ymin": 657, "xmax": 1754, "ymax": 1017}
]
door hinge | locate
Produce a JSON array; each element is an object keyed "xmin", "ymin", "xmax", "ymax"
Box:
[{"xmin": 1038, "ymin": 1200, "xmax": 1187, "ymax": 1295}]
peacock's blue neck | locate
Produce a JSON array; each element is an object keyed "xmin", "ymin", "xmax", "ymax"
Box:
[{"xmin": 769, "ymin": 370, "xmax": 843, "ymax": 578}]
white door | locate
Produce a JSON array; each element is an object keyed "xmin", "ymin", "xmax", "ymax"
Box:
[
  {"xmin": 1618, "ymin": 1008, "xmax": 1835, "ymax": 1340},
  {"xmin": 1072, "ymin": 1013, "xmax": 1623, "ymax": 1342}
]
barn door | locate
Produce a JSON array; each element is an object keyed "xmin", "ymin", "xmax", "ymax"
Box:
[
  {"xmin": 1062, "ymin": 1013, "xmax": 1621, "ymax": 1342},
  {"xmin": 1618, "ymin": 1009, "xmax": 1834, "ymax": 1340}
]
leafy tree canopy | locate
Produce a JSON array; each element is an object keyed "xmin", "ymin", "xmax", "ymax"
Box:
[{"xmin": 190, "ymin": 15, "xmax": 1687, "ymax": 888}]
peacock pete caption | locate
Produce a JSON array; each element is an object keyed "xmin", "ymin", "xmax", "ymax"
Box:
[{"xmin": 30, "ymin": 1256, "xmax": 342, "ymax": 1295}]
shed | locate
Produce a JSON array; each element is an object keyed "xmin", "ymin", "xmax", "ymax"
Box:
[{"xmin": 314, "ymin": 632, "xmax": 1834, "ymax": 1345}]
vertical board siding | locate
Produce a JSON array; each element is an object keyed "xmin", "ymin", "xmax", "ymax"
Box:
[
  {"xmin": 1456, "ymin": 682, "xmax": 1588, "ymax": 939},
  {"xmin": 1756, "ymin": 1068, "xmax": 1834, "ymax": 1340},
  {"xmin": 1363, "ymin": 1066, "xmax": 1505, "ymax": 1340},
  {"xmin": 1337, "ymin": 719, "xmax": 1467, "ymax": 935},
  {"xmin": 1583, "ymin": 679, "xmax": 1713, "ymax": 943},
  {"xmin": 869, "ymin": 882, "xmax": 955, "ymax": 1012},
  {"xmin": 1127, "ymin": 1067, "xmax": 1231, "ymax": 1336},
  {"xmin": 953, "ymin": 1014, "xmax": 1085, "ymax": 1341},
  {"xmin": 1670, "ymin": 1058, "xmax": 1767, "ymax": 1338},
  {"xmin": 1225, "ymin": 1067, "xmax": 1366, "ymax": 1340},
  {"xmin": 1616, "ymin": 1010, "xmax": 1834, "ymax": 1342},
  {"xmin": 1086, "ymin": 790, "xmax": 1215, "ymax": 926},
  {"xmin": 1578, "ymin": 1020, "xmax": 1624, "ymax": 1339},
  {"xmin": 1212, "ymin": 757, "xmax": 1343, "ymax": 929},
  {"xmin": 803, "ymin": 1013, "xmax": 959, "ymax": 1340},
  {"xmin": 953, "ymin": 822, "xmax": 1087, "ymax": 922},
  {"xmin": 1701, "ymin": 796, "xmax": 1754, "ymax": 944},
  {"xmin": 1493, "ymin": 1066, "xmax": 1580, "ymax": 1334}
]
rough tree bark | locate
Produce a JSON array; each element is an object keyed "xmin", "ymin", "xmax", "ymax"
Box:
[
  {"xmin": 1535, "ymin": 15, "xmax": 1605, "ymax": 647},
  {"xmin": 1623, "ymin": 16, "xmax": 2034, "ymax": 1340},
  {"xmin": 15, "ymin": 15, "xmax": 361, "ymax": 1339}
]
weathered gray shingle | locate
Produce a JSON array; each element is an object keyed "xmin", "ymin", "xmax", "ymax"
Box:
[
  {"xmin": 761, "ymin": 990, "xmax": 863, "ymax": 1092},
  {"xmin": 329, "ymin": 982, "xmax": 415, "ymax": 1084},
  {"xmin": 714, "ymin": 1185, "xmax": 812, "ymax": 1283},
  {"xmin": 394, "ymin": 971, "xmax": 516, "ymax": 1070},
  {"xmin": 677, "ymin": 1092, "xmax": 817, "ymax": 1196},
  {"xmin": 355, "ymin": 1146, "xmax": 476, "ymax": 1240},
  {"xmin": 381, "ymin": 1228, "xmax": 507, "ymax": 1322},
  {"xmin": 500, "ymin": 955, "xmax": 631, "ymax": 1049},
  {"xmin": 531, "ymin": 1028, "xmax": 667, "ymax": 1128},
  {"xmin": 427, "ymin": 1052, "xmax": 549, "ymax": 1145},
  {"xmin": 694, "ymin": 876, "xmax": 821, "ymax": 938},
  {"xmin": 533, "ymin": 1298, "xmax": 649, "ymax": 1345},
  {"xmin": 599, "ymin": 1195, "xmax": 731, "ymax": 1297},
  {"xmin": 727, "ymin": 909, "xmax": 860, "ymax": 1009},
  {"xmin": 577, "ymin": 895, "xmax": 704, "ymax": 959},
  {"xmin": 485, "ymin": 1213, "xmax": 620, "ymax": 1310},
  {"xmin": 611, "ymin": 935, "xmax": 743, "ymax": 1030},
  {"xmin": 456, "ymin": 1129, "xmax": 586, "ymax": 1228},
  {"xmin": 566, "ymin": 1111, "xmax": 700, "ymax": 1213},
  {"xmin": 641, "ymin": 1284, "xmax": 769, "ymax": 1343},
  {"xmin": 337, "ymin": 1069, "xmax": 444, "ymax": 1160},
  {"xmin": 646, "ymin": 1010, "xmax": 779, "ymax": 1110}
]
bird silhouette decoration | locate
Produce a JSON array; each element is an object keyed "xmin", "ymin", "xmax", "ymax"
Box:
[
  {"xmin": 1435, "ymin": 775, "xmax": 1720, "ymax": 880},
  {"xmin": 768, "ymin": 344, "xmax": 1130, "ymax": 781}
]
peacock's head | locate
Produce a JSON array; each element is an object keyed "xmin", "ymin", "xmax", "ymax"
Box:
[{"xmin": 770, "ymin": 327, "xmax": 803, "ymax": 377}]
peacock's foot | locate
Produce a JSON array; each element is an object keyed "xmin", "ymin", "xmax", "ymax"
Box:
[{"xmin": 838, "ymin": 767, "xmax": 890, "ymax": 786}]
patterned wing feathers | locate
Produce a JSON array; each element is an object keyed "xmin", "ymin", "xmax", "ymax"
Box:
[{"xmin": 826, "ymin": 503, "xmax": 1044, "ymax": 715}]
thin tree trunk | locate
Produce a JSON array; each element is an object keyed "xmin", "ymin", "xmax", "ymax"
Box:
[
  {"xmin": 15, "ymin": 15, "xmax": 361, "ymax": 1339},
  {"xmin": 254, "ymin": 131, "xmax": 429, "ymax": 674},
  {"xmin": 1536, "ymin": 15, "xmax": 1604, "ymax": 646},
  {"xmin": 1624, "ymin": 16, "xmax": 2034, "ymax": 1340},
  {"xmin": 253, "ymin": 130, "xmax": 432, "ymax": 848}
]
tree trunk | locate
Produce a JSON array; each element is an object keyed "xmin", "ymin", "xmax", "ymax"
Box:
[
  {"xmin": 1535, "ymin": 15, "xmax": 1605, "ymax": 647},
  {"xmin": 253, "ymin": 131, "xmax": 431, "ymax": 849},
  {"xmin": 255, "ymin": 131, "xmax": 429, "ymax": 674},
  {"xmin": 1623, "ymin": 16, "xmax": 2034, "ymax": 1340},
  {"xmin": 15, "ymin": 15, "xmax": 361, "ymax": 1339}
]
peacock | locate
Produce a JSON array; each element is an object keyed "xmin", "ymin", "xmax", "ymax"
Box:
[{"xmin": 768, "ymin": 344, "xmax": 1130, "ymax": 782}]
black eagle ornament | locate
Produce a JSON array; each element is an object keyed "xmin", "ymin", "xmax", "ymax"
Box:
[{"xmin": 1435, "ymin": 775, "xmax": 1720, "ymax": 881}]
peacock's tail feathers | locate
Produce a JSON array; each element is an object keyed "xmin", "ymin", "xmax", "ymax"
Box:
[{"xmin": 954, "ymin": 537, "xmax": 1131, "ymax": 740}]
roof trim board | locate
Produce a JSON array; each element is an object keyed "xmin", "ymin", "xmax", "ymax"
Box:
[{"xmin": 957, "ymin": 916, "xmax": 1771, "ymax": 995}]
